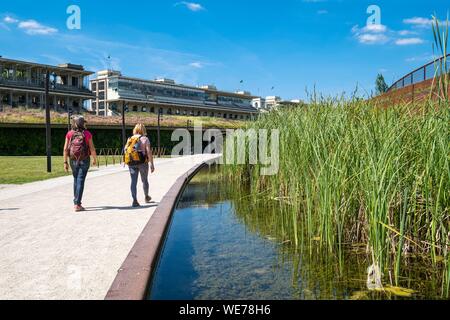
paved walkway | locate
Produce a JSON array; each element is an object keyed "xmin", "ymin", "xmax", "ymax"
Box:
[{"xmin": 0, "ymin": 154, "xmax": 218, "ymax": 300}]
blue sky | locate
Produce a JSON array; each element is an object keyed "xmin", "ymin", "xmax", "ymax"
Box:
[{"xmin": 0, "ymin": 0, "xmax": 448, "ymax": 100}]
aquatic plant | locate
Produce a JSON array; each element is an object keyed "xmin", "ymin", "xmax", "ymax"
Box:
[
  {"xmin": 223, "ymin": 93, "xmax": 449, "ymax": 298},
  {"xmin": 222, "ymin": 17, "xmax": 449, "ymax": 297}
]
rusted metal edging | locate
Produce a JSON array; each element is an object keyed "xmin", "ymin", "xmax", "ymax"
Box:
[{"xmin": 104, "ymin": 159, "xmax": 215, "ymax": 300}]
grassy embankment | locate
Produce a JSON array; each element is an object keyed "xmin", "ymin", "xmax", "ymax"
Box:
[{"xmin": 0, "ymin": 108, "xmax": 246, "ymax": 129}]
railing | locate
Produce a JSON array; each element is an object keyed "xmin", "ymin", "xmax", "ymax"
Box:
[
  {"xmin": 96, "ymin": 147, "xmax": 169, "ymax": 168},
  {"xmin": 96, "ymin": 148, "xmax": 124, "ymax": 168},
  {"xmin": 53, "ymin": 83, "xmax": 92, "ymax": 94},
  {"xmin": 0, "ymin": 77, "xmax": 91, "ymax": 94},
  {"xmin": 0, "ymin": 78, "xmax": 44, "ymax": 88},
  {"xmin": 388, "ymin": 54, "xmax": 450, "ymax": 92}
]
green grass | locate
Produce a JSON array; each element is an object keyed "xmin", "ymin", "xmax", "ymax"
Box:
[
  {"xmin": 0, "ymin": 157, "xmax": 70, "ymax": 184},
  {"xmin": 0, "ymin": 108, "xmax": 248, "ymax": 129},
  {"xmin": 0, "ymin": 156, "xmax": 124, "ymax": 184}
]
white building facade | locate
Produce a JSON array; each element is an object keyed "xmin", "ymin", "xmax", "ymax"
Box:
[{"xmin": 90, "ymin": 70, "xmax": 259, "ymax": 120}]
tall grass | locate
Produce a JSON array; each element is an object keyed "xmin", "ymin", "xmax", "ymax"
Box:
[
  {"xmin": 222, "ymin": 17, "xmax": 449, "ymax": 296},
  {"xmin": 431, "ymin": 15, "xmax": 449, "ymax": 102},
  {"xmin": 223, "ymin": 99, "xmax": 449, "ymax": 296}
]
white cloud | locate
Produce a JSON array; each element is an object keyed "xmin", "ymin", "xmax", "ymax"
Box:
[
  {"xmin": 352, "ymin": 22, "xmax": 426, "ymax": 46},
  {"xmin": 395, "ymin": 38, "xmax": 424, "ymax": 46},
  {"xmin": 358, "ymin": 33, "xmax": 389, "ymax": 44},
  {"xmin": 398, "ymin": 30, "xmax": 418, "ymax": 36},
  {"xmin": 18, "ymin": 20, "xmax": 58, "ymax": 35},
  {"xmin": 175, "ymin": 2, "xmax": 205, "ymax": 12},
  {"xmin": 352, "ymin": 24, "xmax": 389, "ymax": 44},
  {"xmin": 403, "ymin": 17, "xmax": 433, "ymax": 28},
  {"xmin": 4, "ymin": 16, "xmax": 18, "ymax": 24},
  {"xmin": 406, "ymin": 53, "xmax": 435, "ymax": 63},
  {"xmin": 363, "ymin": 24, "xmax": 387, "ymax": 33},
  {"xmin": 2, "ymin": 14, "xmax": 58, "ymax": 36},
  {"xmin": 189, "ymin": 62, "xmax": 203, "ymax": 68}
]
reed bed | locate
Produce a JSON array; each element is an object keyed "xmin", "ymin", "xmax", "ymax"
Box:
[{"xmin": 223, "ymin": 98, "xmax": 449, "ymax": 296}]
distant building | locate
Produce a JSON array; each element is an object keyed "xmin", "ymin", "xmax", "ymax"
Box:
[
  {"xmin": 0, "ymin": 57, "xmax": 94, "ymax": 111},
  {"xmin": 252, "ymin": 97, "xmax": 266, "ymax": 111},
  {"xmin": 253, "ymin": 96, "xmax": 304, "ymax": 112},
  {"xmin": 265, "ymin": 96, "xmax": 282, "ymax": 110},
  {"xmin": 90, "ymin": 70, "xmax": 259, "ymax": 120},
  {"xmin": 279, "ymin": 99, "xmax": 304, "ymax": 107}
]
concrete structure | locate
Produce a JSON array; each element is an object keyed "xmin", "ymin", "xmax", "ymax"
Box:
[
  {"xmin": 252, "ymin": 97, "xmax": 266, "ymax": 111},
  {"xmin": 265, "ymin": 96, "xmax": 282, "ymax": 110},
  {"xmin": 90, "ymin": 70, "xmax": 258, "ymax": 120},
  {"xmin": 0, "ymin": 154, "xmax": 219, "ymax": 300},
  {"xmin": 253, "ymin": 96, "xmax": 304, "ymax": 112},
  {"xmin": 0, "ymin": 57, "xmax": 95, "ymax": 112}
]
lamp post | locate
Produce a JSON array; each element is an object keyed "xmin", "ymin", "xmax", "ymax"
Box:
[
  {"xmin": 121, "ymin": 101, "xmax": 128, "ymax": 150},
  {"xmin": 157, "ymin": 108, "xmax": 163, "ymax": 155},
  {"xmin": 45, "ymin": 70, "xmax": 52, "ymax": 173},
  {"xmin": 67, "ymin": 105, "xmax": 73, "ymax": 132}
]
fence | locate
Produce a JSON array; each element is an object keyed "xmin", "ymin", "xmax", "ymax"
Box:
[
  {"xmin": 96, "ymin": 147, "xmax": 169, "ymax": 168},
  {"xmin": 388, "ymin": 54, "xmax": 450, "ymax": 92}
]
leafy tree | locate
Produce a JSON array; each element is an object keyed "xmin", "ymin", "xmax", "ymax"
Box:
[{"xmin": 375, "ymin": 74, "xmax": 388, "ymax": 95}]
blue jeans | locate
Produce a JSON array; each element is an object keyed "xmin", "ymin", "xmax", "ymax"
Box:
[
  {"xmin": 70, "ymin": 159, "xmax": 90, "ymax": 206},
  {"xmin": 129, "ymin": 163, "xmax": 149, "ymax": 202}
]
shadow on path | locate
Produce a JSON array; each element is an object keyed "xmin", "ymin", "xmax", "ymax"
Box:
[
  {"xmin": 0, "ymin": 208, "xmax": 19, "ymax": 212},
  {"xmin": 85, "ymin": 203, "xmax": 159, "ymax": 212}
]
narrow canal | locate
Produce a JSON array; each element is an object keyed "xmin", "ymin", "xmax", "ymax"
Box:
[{"xmin": 148, "ymin": 166, "xmax": 446, "ymax": 300}]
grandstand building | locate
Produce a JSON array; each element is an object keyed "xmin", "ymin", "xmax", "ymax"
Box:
[
  {"xmin": 0, "ymin": 57, "xmax": 94, "ymax": 111},
  {"xmin": 90, "ymin": 70, "xmax": 259, "ymax": 120}
]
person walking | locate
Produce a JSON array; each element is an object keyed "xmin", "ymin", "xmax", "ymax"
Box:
[
  {"xmin": 63, "ymin": 116, "xmax": 97, "ymax": 212},
  {"xmin": 124, "ymin": 123, "xmax": 155, "ymax": 207}
]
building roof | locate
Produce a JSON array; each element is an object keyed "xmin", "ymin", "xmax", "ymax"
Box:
[
  {"xmin": 0, "ymin": 57, "xmax": 94, "ymax": 76},
  {"xmin": 106, "ymin": 97, "xmax": 258, "ymax": 113},
  {"xmin": 93, "ymin": 70, "xmax": 257, "ymax": 99}
]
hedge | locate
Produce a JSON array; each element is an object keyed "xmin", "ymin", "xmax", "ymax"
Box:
[{"xmin": 0, "ymin": 127, "xmax": 182, "ymax": 156}]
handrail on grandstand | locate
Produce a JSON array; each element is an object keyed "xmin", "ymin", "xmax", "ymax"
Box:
[{"xmin": 388, "ymin": 54, "xmax": 450, "ymax": 92}]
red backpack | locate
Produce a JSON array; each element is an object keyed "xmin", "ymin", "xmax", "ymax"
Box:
[{"xmin": 69, "ymin": 131, "xmax": 90, "ymax": 162}]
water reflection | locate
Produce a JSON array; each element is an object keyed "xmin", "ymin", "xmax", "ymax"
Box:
[{"xmin": 148, "ymin": 167, "xmax": 447, "ymax": 300}]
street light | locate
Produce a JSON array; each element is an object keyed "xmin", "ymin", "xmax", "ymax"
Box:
[
  {"xmin": 121, "ymin": 101, "xmax": 129, "ymax": 151},
  {"xmin": 67, "ymin": 105, "xmax": 73, "ymax": 132},
  {"xmin": 157, "ymin": 108, "xmax": 164, "ymax": 156},
  {"xmin": 45, "ymin": 70, "xmax": 52, "ymax": 173}
]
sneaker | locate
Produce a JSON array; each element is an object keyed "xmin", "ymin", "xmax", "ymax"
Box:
[
  {"xmin": 132, "ymin": 201, "xmax": 141, "ymax": 208},
  {"xmin": 145, "ymin": 196, "xmax": 152, "ymax": 203},
  {"xmin": 74, "ymin": 205, "xmax": 85, "ymax": 212}
]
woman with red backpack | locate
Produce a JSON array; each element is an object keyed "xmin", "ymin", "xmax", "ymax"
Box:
[{"xmin": 63, "ymin": 116, "xmax": 97, "ymax": 212}]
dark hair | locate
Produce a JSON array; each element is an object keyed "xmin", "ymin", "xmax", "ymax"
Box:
[{"xmin": 71, "ymin": 116, "xmax": 86, "ymax": 132}]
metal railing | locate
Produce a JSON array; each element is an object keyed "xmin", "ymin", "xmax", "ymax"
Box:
[
  {"xmin": 0, "ymin": 78, "xmax": 44, "ymax": 88},
  {"xmin": 0, "ymin": 77, "xmax": 91, "ymax": 94},
  {"xmin": 388, "ymin": 54, "xmax": 450, "ymax": 92},
  {"xmin": 96, "ymin": 147, "xmax": 169, "ymax": 168},
  {"xmin": 96, "ymin": 148, "xmax": 124, "ymax": 168}
]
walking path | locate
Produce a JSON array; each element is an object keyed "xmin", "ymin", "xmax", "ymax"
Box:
[{"xmin": 0, "ymin": 154, "xmax": 219, "ymax": 300}]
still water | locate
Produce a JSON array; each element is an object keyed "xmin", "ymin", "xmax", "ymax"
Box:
[{"xmin": 148, "ymin": 167, "xmax": 446, "ymax": 300}]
